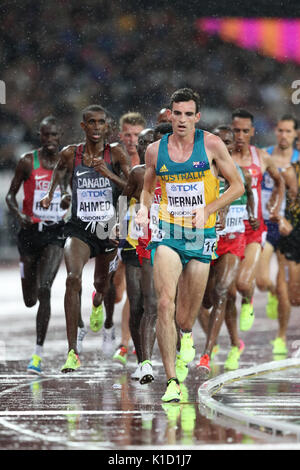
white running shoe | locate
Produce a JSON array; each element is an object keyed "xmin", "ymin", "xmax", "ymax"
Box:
[
  {"xmin": 102, "ymin": 326, "xmax": 116, "ymax": 357},
  {"xmin": 140, "ymin": 361, "xmax": 154, "ymax": 385},
  {"xmin": 131, "ymin": 363, "xmax": 141, "ymax": 381},
  {"xmin": 77, "ymin": 326, "xmax": 88, "ymax": 354}
]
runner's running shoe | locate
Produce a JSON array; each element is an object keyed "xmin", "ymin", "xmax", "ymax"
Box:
[
  {"xmin": 224, "ymin": 339, "xmax": 245, "ymax": 370},
  {"xmin": 271, "ymin": 337, "xmax": 288, "ymax": 355},
  {"xmin": 179, "ymin": 332, "xmax": 196, "ymax": 363},
  {"xmin": 196, "ymin": 354, "xmax": 211, "ymax": 375},
  {"xmin": 131, "ymin": 363, "xmax": 141, "ymax": 381},
  {"xmin": 140, "ymin": 360, "xmax": 154, "ymax": 384},
  {"xmin": 90, "ymin": 291, "xmax": 104, "ymax": 332},
  {"xmin": 102, "ymin": 326, "xmax": 116, "ymax": 357},
  {"xmin": 161, "ymin": 378, "xmax": 182, "ymax": 403},
  {"xmin": 211, "ymin": 344, "xmax": 220, "ymax": 360},
  {"xmin": 27, "ymin": 355, "xmax": 42, "ymax": 375},
  {"xmin": 113, "ymin": 345, "xmax": 128, "ymax": 365},
  {"xmin": 266, "ymin": 292, "xmax": 278, "ymax": 320},
  {"xmin": 175, "ymin": 353, "xmax": 189, "ymax": 383},
  {"xmin": 61, "ymin": 349, "xmax": 80, "ymax": 373},
  {"xmin": 77, "ymin": 326, "xmax": 88, "ymax": 354},
  {"xmin": 240, "ymin": 303, "xmax": 255, "ymax": 331}
]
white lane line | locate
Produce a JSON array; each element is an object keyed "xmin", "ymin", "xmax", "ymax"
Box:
[
  {"xmin": 0, "ymin": 410, "xmax": 139, "ymax": 416},
  {"xmin": 198, "ymin": 358, "xmax": 300, "ymax": 438}
]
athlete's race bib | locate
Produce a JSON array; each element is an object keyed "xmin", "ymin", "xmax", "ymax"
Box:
[
  {"xmin": 203, "ymin": 238, "xmax": 217, "ymax": 255},
  {"xmin": 33, "ymin": 189, "xmax": 66, "ymax": 222},
  {"xmin": 218, "ymin": 204, "xmax": 247, "ymax": 235},
  {"xmin": 166, "ymin": 181, "xmax": 205, "ymax": 217},
  {"xmin": 150, "ymin": 203, "xmax": 165, "ymax": 242},
  {"xmin": 76, "ymin": 187, "xmax": 114, "ymax": 223},
  {"xmin": 127, "ymin": 204, "xmax": 145, "ymax": 240}
]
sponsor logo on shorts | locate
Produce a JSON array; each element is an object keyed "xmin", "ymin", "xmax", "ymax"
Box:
[{"xmin": 105, "ymin": 247, "xmax": 116, "ymax": 253}]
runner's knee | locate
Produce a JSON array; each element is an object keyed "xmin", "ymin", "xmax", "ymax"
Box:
[
  {"xmin": 24, "ymin": 295, "xmax": 37, "ymax": 308},
  {"xmin": 38, "ymin": 285, "xmax": 51, "ymax": 302},
  {"xmin": 66, "ymin": 273, "xmax": 82, "ymax": 292},
  {"xmin": 157, "ymin": 294, "xmax": 175, "ymax": 320},
  {"xmin": 256, "ymin": 277, "xmax": 269, "ymax": 292}
]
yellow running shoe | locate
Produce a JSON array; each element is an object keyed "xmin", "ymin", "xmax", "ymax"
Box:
[
  {"xmin": 61, "ymin": 349, "xmax": 81, "ymax": 373},
  {"xmin": 162, "ymin": 378, "xmax": 182, "ymax": 403},
  {"xmin": 224, "ymin": 340, "xmax": 245, "ymax": 370},
  {"xmin": 266, "ymin": 292, "xmax": 278, "ymax": 320},
  {"xmin": 239, "ymin": 303, "xmax": 255, "ymax": 331},
  {"xmin": 90, "ymin": 291, "xmax": 104, "ymax": 332},
  {"xmin": 113, "ymin": 345, "xmax": 128, "ymax": 365},
  {"xmin": 175, "ymin": 353, "xmax": 189, "ymax": 383},
  {"xmin": 179, "ymin": 332, "xmax": 196, "ymax": 364},
  {"xmin": 271, "ymin": 337, "xmax": 288, "ymax": 355},
  {"xmin": 27, "ymin": 354, "xmax": 42, "ymax": 375}
]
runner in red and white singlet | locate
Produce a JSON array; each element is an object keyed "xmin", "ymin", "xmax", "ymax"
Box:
[{"xmin": 230, "ymin": 109, "xmax": 284, "ymax": 333}]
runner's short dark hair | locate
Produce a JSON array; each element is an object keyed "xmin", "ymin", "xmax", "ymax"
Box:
[
  {"xmin": 232, "ymin": 108, "xmax": 254, "ymax": 124},
  {"xmin": 212, "ymin": 124, "xmax": 234, "ymax": 139},
  {"xmin": 279, "ymin": 114, "xmax": 298, "ymax": 130},
  {"xmin": 169, "ymin": 88, "xmax": 200, "ymax": 113},
  {"xmin": 82, "ymin": 105, "xmax": 108, "ymax": 121}
]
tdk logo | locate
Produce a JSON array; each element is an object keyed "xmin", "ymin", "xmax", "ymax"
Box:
[{"xmin": 171, "ymin": 184, "xmax": 199, "ymax": 192}]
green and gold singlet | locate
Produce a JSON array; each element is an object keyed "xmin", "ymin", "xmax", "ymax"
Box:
[{"xmin": 148, "ymin": 130, "xmax": 219, "ymax": 266}]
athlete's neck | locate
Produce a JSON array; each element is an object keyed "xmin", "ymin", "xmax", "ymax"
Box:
[
  {"xmin": 39, "ymin": 147, "xmax": 58, "ymax": 164},
  {"xmin": 85, "ymin": 139, "xmax": 106, "ymax": 158},
  {"xmin": 233, "ymin": 144, "xmax": 251, "ymax": 159},
  {"xmin": 171, "ymin": 129, "xmax": 196, "ymax": 148},
  {"xmin": 274, "ymin": 144, "xmax": 294, "ymax": 160},
  {"xmin": 130, "ymin": 153, "xmax": 140, "ymax": 167}
]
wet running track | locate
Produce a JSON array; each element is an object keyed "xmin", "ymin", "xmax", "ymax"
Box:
[{"xmin": 1, "ymin": 256, "xmax": 300, "ymax": 452}]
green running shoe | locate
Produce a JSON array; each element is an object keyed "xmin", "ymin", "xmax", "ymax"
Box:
[
  {"xmin": 179, "ymin": 332, "xmax": 196, "ymax": 364},
  {"xmin": 239, "ymin": 303, "xmax": 255, "ymax": 331},
  {"xmin": 175, "ymin": 353, "xmax": 189, "ymax": 383},
  {"xmin": 90, "ymin": 291, "xmax": 104, "ymax": 332},
  {"xmin": 61, "ymin": 349, "xmax": 81, "ymax": 373},
  {"xmin": 266, "ymin": 292, "xmax": 278, "ymax": 320},
  {"xmin": 161, "ymin": 378, "xmax": 182, "ymax": 403},
  {"xmin": 271, "ymin": 337, "xmax": 288, "ymax": 355},
  {"xmin": 224, "ymin": 340, "xmax": 245, "ymax": 370},
  {"xmin": 113, "ymin": 345, "xmax": 128, "ymax": 365}
]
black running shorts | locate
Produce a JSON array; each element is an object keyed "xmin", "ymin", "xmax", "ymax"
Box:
[
  {"xmin": 17, "ymin": 222, "xmax": 65, "ymax": 257},
  {"xmin": 278, "ymin": 224, "xmax": 300, "ymax": 263},
  {"xmin": 63, "ymin": 220, "xmax": 117, "ymax": 258}
]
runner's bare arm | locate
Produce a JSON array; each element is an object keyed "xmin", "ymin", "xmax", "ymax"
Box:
[
  {"xmin": 93, "ymin": 145, "xmax": 130, "ymax": 191},
  {"xmin": 261, "ymin": 151, "xmax": 285, "ymax": 220},
  {"xmin": 40, "ymin": 146, "xmax": 74, "ymax": 208},
  {"xmin": 6, "ymin": 153, "xmax": 33, "ymax": 227},
  {"xmin": 242, "ymin": 167, "xmax": 260, "ymax": 230},
  {"xmin": 136, "ymin": 142, "xmax": 159, "ymax": 224},
  {"xmin": 281, "ymin": 165, "xmax": 298, "ymax": 202}
]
